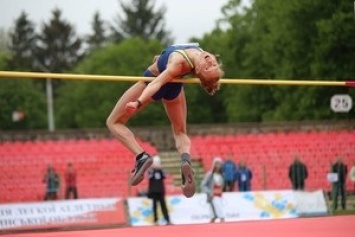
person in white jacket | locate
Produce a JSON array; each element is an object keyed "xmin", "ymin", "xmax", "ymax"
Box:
[{"xmin": 200, "ymin": 157, "xmax": 225, "ymax": 223}]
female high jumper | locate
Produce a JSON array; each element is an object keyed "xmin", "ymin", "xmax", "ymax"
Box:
[{"xmin": 106, "ymin": 43, "xmax": 224, "ymax": 198}]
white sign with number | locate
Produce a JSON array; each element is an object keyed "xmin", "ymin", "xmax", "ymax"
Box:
[
  {"xmin": 327, "ymin": 173, "xmax": 338, "ymax": 183},
  {"xmin": 330, "ymin": 94, "xmax": 353, "ymax": 113}
]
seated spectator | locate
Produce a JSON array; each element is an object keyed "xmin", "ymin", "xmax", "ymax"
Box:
[{"xmin": 236, "ymin": 161, "xmax": 252, "ymax": 192}]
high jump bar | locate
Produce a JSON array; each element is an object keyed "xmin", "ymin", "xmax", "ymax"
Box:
[{"xmin": 0, "ymin": 70, "xmax": 354, "ymax": 87}]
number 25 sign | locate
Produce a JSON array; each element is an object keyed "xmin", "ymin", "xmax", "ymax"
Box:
[{"xmin": 330, "ymin": 94, "xmax": 353, "ymax": 113}]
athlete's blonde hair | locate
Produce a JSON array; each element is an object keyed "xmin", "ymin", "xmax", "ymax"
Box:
[{"xmin": 198, "ymin": 65, "xmax": 224, "ymax": 96}]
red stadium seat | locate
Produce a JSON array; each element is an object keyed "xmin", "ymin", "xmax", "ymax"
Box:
[
  {"xmin": 0, "ymin": 138, "xmax": 158, "ymax": 202},
  {"xmin": 190, "ymin": 130, "xmax": 355, "ymax": 192}
]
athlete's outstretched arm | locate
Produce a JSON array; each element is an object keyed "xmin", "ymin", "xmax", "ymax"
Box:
[
  {"xmin": 125, "ymin": 61, "xmax": 183, "ymax": 113},
  {"xmin": 140, "ymin": 74, "xmax": 169, "ymax": 100}
]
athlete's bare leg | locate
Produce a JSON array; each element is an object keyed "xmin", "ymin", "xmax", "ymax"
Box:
[
  {"xmin": 106, "ymin": 81, "xmax": 154, "ymax": 185},
  {"xmin": 163, "ymin": 88, "xmax": 195, "ymax": 198},
  {"xmin": 107, "ymin": 82, "xmax": 150, "ymax": 154}
]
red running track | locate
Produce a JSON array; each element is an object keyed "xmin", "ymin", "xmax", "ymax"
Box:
[{"xmin": 2, "ymin": 216, "xmax": 355, "ymax": 237}]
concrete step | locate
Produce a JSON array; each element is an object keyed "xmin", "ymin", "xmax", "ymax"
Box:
[
  {"xmin": 158, "ymin": 151, "xmax": 206, "ymax": 191},
  {"xmin": 161, "ymin": 160, "xmax": 202, "ymax": 167}
]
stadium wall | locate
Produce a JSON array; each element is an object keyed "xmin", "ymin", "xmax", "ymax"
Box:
[{"xmin": 0, "ymin": 120, "xmax": 354, "ymax": 151}]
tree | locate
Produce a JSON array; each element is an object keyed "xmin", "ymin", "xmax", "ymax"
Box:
[
  {"xmin": 0, "ymin": 28, "xmax": 10, "ymax": 53},
  {"xmin": 0, "ymin": 78, "xmax": 47, "ymax": 130},
  {"xmin": 256, "ymin": 0, "xmax": 355, "ymax": 121},
  {"xmin": 35, "ymin": 8, "xmax": 83, "ymax": 73},
  {"xmin": 86, "ymin": 11, "xmax": 107, "ymax": 54},
  {"xmin": 6, "ymin": 12, "xmax": 37, "ymax": 71},
  {"xmin": 211, "ymin": 0, "xmax": 275, "ymax": 122},
  {"xmin": 0, "ymin": 12, "xmax": 48, "ymax": 130},
  {"xmin": 0, "ymin": 28, "xmax": 10, "ymax": 68},
  {"xmin": 311, "ymin": 0, "xmax": 355, "ymax": 80},
  {"xmin": 110, "ymin": 0, "xmax": 172, "ymax": 44},
  {"xmin": 0, "ymin": 52, "xmax": 9, "ymax": 70},
  {"xmin": 34, "ymin": 8, "xmax": 83, "ymax": 100},
  {"xmin": 217, "ymin": 0, "xmax": 355, "ymax": 122}
]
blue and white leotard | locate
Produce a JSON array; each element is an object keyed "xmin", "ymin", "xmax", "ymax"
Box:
[{"xmin": 143, "ymin": 43, "xmax": 202, "ymax": 101}]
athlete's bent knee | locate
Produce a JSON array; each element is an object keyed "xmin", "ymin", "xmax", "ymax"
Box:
[
  {"xmin": 106, "ymin": 116, "xmax": 123, "ymax": 131},
  {"xmin": 106, "ymin": 117, "xmax": 113, "ymax": 129}
]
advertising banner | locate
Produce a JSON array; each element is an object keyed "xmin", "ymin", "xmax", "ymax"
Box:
[
  {"xmin": 127, "ymin": 190, "xmax": 298, "ymax": 226},
  {"xmin": 223, "ymin": 190, "xmax": 297, "ymax": 222},
  {"xmin": 293, "ymin": 190, "xmax": 328, "ymax": 216},
  {"xmin": 0, "ymin": 198, "xmax": 126, "ymax": 230}
]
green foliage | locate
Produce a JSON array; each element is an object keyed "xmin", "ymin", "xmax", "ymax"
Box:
[
  {"xmin": 0, "ymin": 79, "xmax": 47, "ymax": 130},
  {"xmin": 0, "ymin": 32, "xmax": 47, "ymax": 130},
  {"xmin": 2, "ymin": 0, "xmax": 355, "ymax": 131},
  {"xmin": 0, "ymin": 51, "xmax": 10, "ymax": 69},
  {"xmin": 220, "ymin": 0, "xmax": 355, "ymax": 122},
  {"xmin": 311, "ymin": 0, "xmax": 355, "ymax": 79}
]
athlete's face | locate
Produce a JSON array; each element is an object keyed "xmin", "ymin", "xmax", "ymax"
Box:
[
  {"xmin": 195, "ymin": 51, "xmax": 220, "ymax": 82},
  {"xmin": 214, "ymin": 162, "xmax": 222, "ymax": 173}
]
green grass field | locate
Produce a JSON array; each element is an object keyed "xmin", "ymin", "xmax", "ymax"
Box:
[{"xmin": 333, "ymin": 209, "xmax": 355, "ymax": 216}]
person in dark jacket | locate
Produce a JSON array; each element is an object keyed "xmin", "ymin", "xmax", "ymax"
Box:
[
  {"xmin": 236, "ymin": 161, "xmax": 252, "ymax": 192},
  {"xmin": 147, "ymin": 156, "xmax": 171, "ymax": 225},
  {"xmin": 222, "ymin": 157, "xmax": 237, "ymax": 192},
  {"xmin": 288, "ymin": 156, "xmax": 308, "ymax": 190},
  {"xmin": 43, "ymin": 165, "xmax": 60, "ymax": 200},
  {"xmin": 331, "ymin": 156, "xmax": 348, "ymax": 211}
]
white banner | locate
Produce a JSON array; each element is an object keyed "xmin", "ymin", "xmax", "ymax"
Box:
[
  {"xmin": 0, "ymin": 198, "xmax": 126, "ymax": 230},
  {"xmin": 127, "ymin": 190, "xmax": 298, "ymax": 226},
  {"xmin": 223, "ymin": 190, "xmax": 297, "ymax": 222},
  {"xmin": 293, "ymin": 190, "xmax": 328, "ymax": 216},
  {"xmin": 127, "ymin": 194, "xmax": 211, "ymax": 226}
]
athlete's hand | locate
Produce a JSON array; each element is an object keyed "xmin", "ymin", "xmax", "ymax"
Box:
[{"xmin": 125, "ymin": 101, "xmax": 139, "ymax": 114}]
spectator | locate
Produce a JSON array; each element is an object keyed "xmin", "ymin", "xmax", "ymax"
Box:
[
  {"xmin": 43, "ymin": 165, "xmax": 60, "ymax": 201},
  {"xmin": 65, "ymin": 162, "xmax": 78, "ymax": 199},
  {"xmin": 222, "ymin": 156, "xmax": 237, "ymax": 192},
  {"xmin": 288, "ymin": 156, "xmax": 308, "ymax": 190},
  {"xmin": 331, "ymin": 156, "xmax": 348, "ymax": 211},
  {"xmin": 147, "ymin": 155, "xmax": 171, "ymax": 225},
  {"xmin": 349, "ymin": 161, "xmax": 355, "ymax": 195},
  {"xmin": 236, "ymin": 161, "xmax": 252, "ymax": 192},
  {"xmin": 200, "ymin": 157, "xmax": 225, "ymax": 223}
]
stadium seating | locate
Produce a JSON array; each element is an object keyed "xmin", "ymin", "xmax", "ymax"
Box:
[
  {"xmin": 0, "ymin": 138, "xmax": 157, "ymax": 203},
  {"xmin": 1, "ymin": 130, "xmax": 354, "ymax": 203},
  {"xmin": 190, "ymin": 130, "xmax": 355, "ymax": 192}
]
